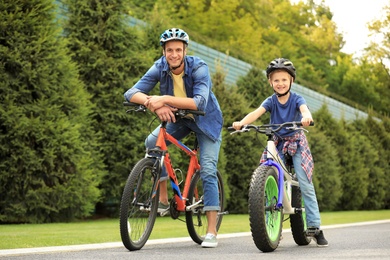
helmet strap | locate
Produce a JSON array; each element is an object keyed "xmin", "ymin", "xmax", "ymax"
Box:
[{"xmin": 170, "ymin": 58, "xmax": 184, "ymax": 71}]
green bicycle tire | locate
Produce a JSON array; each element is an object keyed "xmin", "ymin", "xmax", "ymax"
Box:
[{"xmin": 249, "ymin": 165, "xmax": 283, "ymax": 252}]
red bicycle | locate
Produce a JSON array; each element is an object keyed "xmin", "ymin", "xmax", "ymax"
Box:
[{"xmin": 119, "ymin": 102, "xmax": 226, "ymax": 251}]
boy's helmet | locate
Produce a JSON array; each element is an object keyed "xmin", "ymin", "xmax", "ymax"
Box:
[
  {"xmin": 266, "ymin": 58, "xmax": 296, "ymax": 79},
  {"xmin": 159, "ymin": 28, "xmax": 189, "ymax": 46}
]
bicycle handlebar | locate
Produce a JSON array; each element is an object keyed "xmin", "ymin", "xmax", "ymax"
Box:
[
  {"xmin": 123, "ymin": 101, "xmax": 206, "ymax": 116},
  {"xmin": 228, "ymin": 121, "xmax": 314, "ymax": 135}
]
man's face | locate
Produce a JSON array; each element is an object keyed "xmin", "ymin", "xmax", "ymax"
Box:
[
  {"xmin": 269, "ymin": 70, "xmax": 293, "ymax": 95},
  {"xmin": 163, "ymin": 40, "xmax": 186, "ymax": 68}
]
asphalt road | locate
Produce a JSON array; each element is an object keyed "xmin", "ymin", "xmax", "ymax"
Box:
[{"xmin": 1, "ymin": 220, "xmax": 389, "ymax": 260}]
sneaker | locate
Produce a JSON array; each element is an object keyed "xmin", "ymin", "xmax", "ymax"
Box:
[
  {"xmin": 201, "ymin": 233, "xmax": 218, "ymax": 248},
  {"xmin": 157, "ymin": 202, "xmax": 169, "ymax": 214},
  {"xmin": 307, "ymin": 227, "xmax": 328, "ymax": 247}
]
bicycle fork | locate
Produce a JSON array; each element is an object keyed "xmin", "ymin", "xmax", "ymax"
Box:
[{"xmin": 262, "ymin": 160, "xmax": 303, "ymax": 215}]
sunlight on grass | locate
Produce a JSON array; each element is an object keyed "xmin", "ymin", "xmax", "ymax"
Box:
[{"xmin": 0, "ymin": 210, "xmax": 389, "ymax": 249}]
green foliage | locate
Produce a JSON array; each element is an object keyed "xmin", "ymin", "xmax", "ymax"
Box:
[
  {"xmin": 335, "ymin": 122, "xmax": 370, "ymax": 210},
  {"xmin": 0, "ymin": 0, "xmax": 104, "ymax": 223},
  {"xmin": 309, "ymin": 111, "xmax": 342, "ymax": 211},
  {"xmin": 61, "ymin": 0, "xmax": 157, "ymax": 216},
  {"xmin": 236, "ymin": 67, "xmax": 273, "ymax": 110},
  {"xmin": 358, "ymin": 117, "xmax": 389, "ymax": 209}
]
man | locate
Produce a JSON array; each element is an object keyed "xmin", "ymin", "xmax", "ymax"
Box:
[{"xmin": 124, "ymin": 28, "xmax": 223, "ymax": 248}]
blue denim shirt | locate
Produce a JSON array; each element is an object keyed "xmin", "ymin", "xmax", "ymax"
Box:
[{"xmin": 124, "ymin": 55, "xmax": 223, "ymax": 142}]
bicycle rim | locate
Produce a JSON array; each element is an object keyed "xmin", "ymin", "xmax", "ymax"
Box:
[
  {"xmin": 185, "ymin": 171, "xmax": 225, "ymax": 244},
  {"xmin": 249, "ymin": 166, "xmax": 282, "ymax": 252},
  {"xmin": 119, "ymin": 158, "xmax": 159, "ymax": 251}
]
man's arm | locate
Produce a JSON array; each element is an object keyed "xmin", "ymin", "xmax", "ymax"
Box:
[
  {"xmin": 129, "ymin": 92, "xmax": 149, "ymax": 104},
  {"xmin": 145, "ymin": 95, "xmax": 197, "ymax": 112}
]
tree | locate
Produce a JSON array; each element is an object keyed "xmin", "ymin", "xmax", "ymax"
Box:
[
  {"xmin": 310, "ymin": 108, "xmax": 342, "ymax": 211},
  {"xmin": 236, "ymin": 67, "xmax": 273, "ymax": 110},
  {"xmin": 0, "ymin": 0, "xmax": 104, "ymax": 223},
  {"xmin": 358, "ymin": 117, "xmax": 389, "ymax": 209},
  {"xmin": 363, "ymin": 4, "xmax": 390, "ymax": 116},
  {"xmin": 61, "ymin": 0, "xmax": 157, "ymax": 216}
]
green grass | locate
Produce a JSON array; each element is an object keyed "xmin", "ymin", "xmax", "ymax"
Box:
[{"xmin": 0, "ymin": 210, "xmax": 389, "ymax": 250}]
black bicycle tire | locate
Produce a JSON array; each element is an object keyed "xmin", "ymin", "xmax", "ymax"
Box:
[
  {"xmin": 248, "ymin": 165, "xmax": 283, "ymax": 252},
  {"xmin": 290, "ymin": 185, "xmax": 311, "ymax": 245},
  {"xmin": 185, "ymin": 170, "xmax": 225, "ymax": 244},
  {"xmin": 119, "ymin": 158, "xmax": 159, "ymax": 251}
]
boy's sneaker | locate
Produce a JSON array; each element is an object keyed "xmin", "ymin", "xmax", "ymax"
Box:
[
  {"xmin": 307, "ymin": 227, "xmax": 328, "ymax": 247},
  {"xmin": 201, "ymin": 233, "xmax": 218, "ymax": 248},
  {"xmin": 157, "ymin": 202, "xmax": 169, "ymax": 214},
  {"xmin": 314, "ymin": 230, "xmax": 328, "ymax": 247}
]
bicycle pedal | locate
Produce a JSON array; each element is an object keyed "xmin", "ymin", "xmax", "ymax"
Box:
[
  {"xmin": 159, "ymin": 208, "xmax": 170, "ymax": 217},
  {"xmin": 306, "ymin": 228, "xmax": 320, "ymax": 237}
]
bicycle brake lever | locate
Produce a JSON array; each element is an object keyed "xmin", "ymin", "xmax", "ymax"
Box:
[
  {"xmin": 286, "ymin": 126, "xmax": 309, "ymax": 133},
  {"xmin": 175, "ymin": 110, "xmax": 186, "ymax": 117},
  {"xmin": 135, "ymin": 106, "xmax": 147, "ymax": 112}
]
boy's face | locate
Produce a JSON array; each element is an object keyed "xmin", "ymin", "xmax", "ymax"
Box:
[{"xmin": 268, "ymin": 70, "xmax": 293, "ymax": 96}]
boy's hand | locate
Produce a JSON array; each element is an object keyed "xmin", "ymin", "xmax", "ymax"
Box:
[
  {"xmin": 232, "ymin": 122, "xmax": 243, "ymax": 130},
  {"xmin": 301, "ymin": 117, "xmax": 312, "ymax": 127}
]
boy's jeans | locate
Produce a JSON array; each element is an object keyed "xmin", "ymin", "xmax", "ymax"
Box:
[
  {"xmin": 279, "ymin": 146, "xmax": 321, "ymax": 228},
  {"xmin": 145, "ymin": 118, "xmax": 221, "ymax": 212}
]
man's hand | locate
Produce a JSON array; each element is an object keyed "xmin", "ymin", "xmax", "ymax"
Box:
[
  {"xmin": 154, "ymin": 106, "xmax": 178, "ymax": 123},
  {"xmin": 144, "ymin": 95, "xmax": 166, "ymax": 112}
]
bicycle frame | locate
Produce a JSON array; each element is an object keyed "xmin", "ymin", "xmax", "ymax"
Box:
[
  {"xmin": 262, "ymin": 139, "xmax": 300, "ymax": 215},
  {"xmin": 120, "ymin": 102, "xmax": 225, "ymax": 250},
  {"xmin": 149, "ymin": 121, "xmax": 200, "ymax": 212}
]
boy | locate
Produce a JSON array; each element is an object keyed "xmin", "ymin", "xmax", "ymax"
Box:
[{"xmin": 232, "ymin": 58, "xmax": 328, "ymax": 247}]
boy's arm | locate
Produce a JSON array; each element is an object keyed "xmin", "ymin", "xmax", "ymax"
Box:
[
  {"xmin": 299, "ymin": 104, "xmax": 313, "ymax": 126},
  {"xmin": 232, "ymin": 106, "xmax": 266, "ymax": 130}
]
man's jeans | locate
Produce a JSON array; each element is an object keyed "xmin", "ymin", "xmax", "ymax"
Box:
[{"xmin": 145, "ymin": 119, "xmax": 221, "ymax": 212}]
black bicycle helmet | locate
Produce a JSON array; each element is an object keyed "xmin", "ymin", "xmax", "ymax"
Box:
[
  {"xmin": 159, "ymin": 28, "xmax": 189, "ymax": 47},
  {"xmin": 266, "ymin": 58, "xmax": 296, "ymax": 79}
]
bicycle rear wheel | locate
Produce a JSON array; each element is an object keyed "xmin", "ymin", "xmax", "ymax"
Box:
[
  {"xmin": 119, "ymin": 158, "xmax": 159, "ymax": 251},
  {"xmin": 249, "ymin": 165, "xmax": 283, "ymax": 252},
  {"xmin": 290, "ymin": 185, "xmax": 311, "ymax": 245},
  {"xmin": 185, "ymin": 170, "xmax": 225, "ymax": 244}
]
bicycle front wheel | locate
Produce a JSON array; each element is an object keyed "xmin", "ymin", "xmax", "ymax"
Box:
[
  {"xmin": 119, "ymin": 158, "xmax": 159, "ymax": 251},
  {"xmin": 249, "ymin": 165, "xmax": 283, "ymax": 252},
  {"xmin": 185, "ymin": 170, "xmax": 225, "ymax": 244}
]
